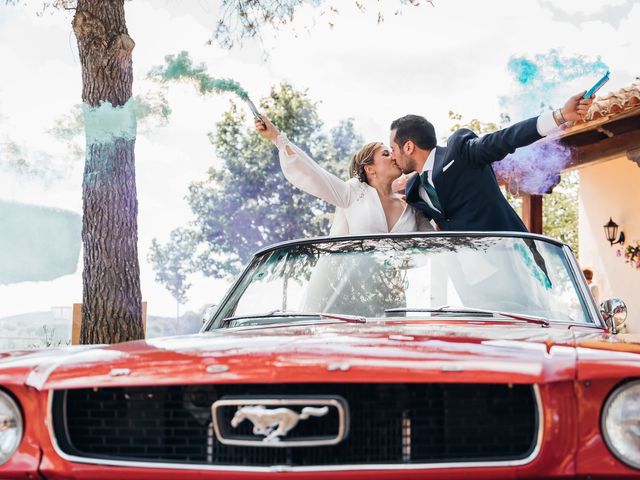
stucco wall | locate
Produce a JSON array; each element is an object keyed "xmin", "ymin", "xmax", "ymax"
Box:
[{"xmin": 578, "ymin": 155, "xmax": 640, "ymax": 331}]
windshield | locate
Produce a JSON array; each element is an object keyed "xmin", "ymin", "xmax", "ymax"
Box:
[{"xmin": 209, "ymin": 236, "xmax": 593, "ymax": 328}]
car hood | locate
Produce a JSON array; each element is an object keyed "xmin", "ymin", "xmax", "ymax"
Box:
[
  {"xmin": 0, "ymin": 346, "xmax": 100, "ymax": 385},
  {"xmin": 9, "ymin": 321, "xmax": 600, "ymax": 391}
]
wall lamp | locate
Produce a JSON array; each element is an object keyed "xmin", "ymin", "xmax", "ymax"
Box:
[{"xmin": 604, "ymin": 218, "xmax": 625, "ymax": 246}]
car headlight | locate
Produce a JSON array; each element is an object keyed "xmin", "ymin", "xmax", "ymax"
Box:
[
  {"xmin": 602, "ymin": 380, "xmax": 640, "ymax": 469},
  {"xmin": 0, "ymin": 390, "xmax": 23, "ymax": 465}
]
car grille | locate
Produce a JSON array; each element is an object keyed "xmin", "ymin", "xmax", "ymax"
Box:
[{"xmin": 51, "ymin": 383, "xmax": 539, "ymax": 467}]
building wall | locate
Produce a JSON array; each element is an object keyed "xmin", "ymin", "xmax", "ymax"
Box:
[{"xmin": 578, "ymin": 155, "xmax": 640, "ymax": 331}]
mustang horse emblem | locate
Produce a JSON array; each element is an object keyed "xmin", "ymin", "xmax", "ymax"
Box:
[{"xmin": 230, "ymin": 405, "xmax": 329, "ymax": 442}]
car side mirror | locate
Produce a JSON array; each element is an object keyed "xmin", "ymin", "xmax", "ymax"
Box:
[{"xmin": 600, "ymin": 298, "xmax": 627, "ymax": 334}]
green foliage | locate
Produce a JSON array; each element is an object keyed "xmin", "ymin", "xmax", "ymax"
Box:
[
  {"xmin": 151, "ymin": 83, "xmax": 363, "ymax": 283},
  {"xmin": 543, "ymin": 171, "xmax": 579, "ymax": 254},
  {"xmin": 29, "ymin": 325, "xmax": 70, "ymax": 348},
  {"xmin": 447, "ymin": 110, "xmax": 505, "ymax": 137},
  {"xmin": 147, "ymin": 229, "xmax": 196, "ymax": 306},
  {"xmin": 48, "ymin": 106, "xmax": 84, "ymax": 143},
  {"xmin": 0, "ymin": 141, "xmax": 61, "ymax": 183},
  {"xmin": 621, "ymin": 240, "xmax": 640, "ymax": 270},
  {"xmin": 146, "ymin": 311, "xmax": 203, "ymax": 338},
  {"xmin": 214, "ymin": 0, "xmax": 302, "ymax": 49},
  {"xmin": 329, "ymin": 118, "xmax": 360, "ymax": 176},
  {"xmin": 213, "ymin": 0, "xmax": 430, "ymax": 48},
  {"xmin": 133, "ymin": 91, "xmax": 173, "ymax": 131}
]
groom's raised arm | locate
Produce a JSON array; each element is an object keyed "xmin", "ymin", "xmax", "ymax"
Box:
[
  {"xmin": 455, "ymin": 91, "xmax": 593, "ymax": 167},
  {"xmin": 454, "ymin": 115, "xmax": 547, "ymax": 167}
]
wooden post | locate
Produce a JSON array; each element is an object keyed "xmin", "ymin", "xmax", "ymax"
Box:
[
  {"xmin": 72, "ymin": 302, "xmax": 147, "ymax": 345},
  {"xmin": 521, "ymin": 194, "xmax": 543, "ymax": 234},
  {"xmin": 72, "ymin": 303, "xmax": 83, "ymax": 345}
]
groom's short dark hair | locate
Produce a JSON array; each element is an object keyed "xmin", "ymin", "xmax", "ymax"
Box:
[{"xmin": 390, "ymin": 115, "xmax": 437, "ymax": 150}]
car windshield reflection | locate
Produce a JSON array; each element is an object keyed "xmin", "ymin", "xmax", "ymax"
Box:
[{"xmin": 209, "ymin": 236, "xmax": 593, "ymax": 328}]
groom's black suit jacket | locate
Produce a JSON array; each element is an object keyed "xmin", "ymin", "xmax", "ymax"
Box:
[{"xmin": 405, "ymin": 116, "xmax": 543, "ymax": 232}]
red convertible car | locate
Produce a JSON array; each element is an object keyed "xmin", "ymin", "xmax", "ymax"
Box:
[{"xmin": 0, "ymin": 233, "xmax": 638, "ymax": 479}]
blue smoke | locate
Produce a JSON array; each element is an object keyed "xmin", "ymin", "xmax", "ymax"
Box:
[
  {"xmin": 501, "ymin": 49, "xmax": 609, "ymax": 118},
  {"xmin": 494, "ymin": 50, "xmax": 608, "ymax": 194},
  {"xmin": 510, "ymin": 58, "xmax": 539, "ymax": 85}
]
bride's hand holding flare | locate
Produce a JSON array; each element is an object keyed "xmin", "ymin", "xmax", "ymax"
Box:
[{"xmin": 255, "ymin": 115, "xmax": 280, "ymax": 141}]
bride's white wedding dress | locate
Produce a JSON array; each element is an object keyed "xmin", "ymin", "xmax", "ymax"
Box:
[{"xmin": 274, "ymin": 134, "xmax": 433, "ymax": 235}]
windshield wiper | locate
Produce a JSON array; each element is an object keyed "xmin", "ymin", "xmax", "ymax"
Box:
[
  {"xmin": 222, "ymin": 310, "xmax": 366, "ymax": 327},
  {"xmin": 384, "ymin": 305, "xmax": 549, "ymax": 327}
]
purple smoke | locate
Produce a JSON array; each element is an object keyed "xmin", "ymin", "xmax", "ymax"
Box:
[
  {"xmin": 492, "ymin": 49, "xmax": 606, "ymax": 195},
  {"xmin": 493, "ymin": 139, "xmax": 572, "ymax": 195}
]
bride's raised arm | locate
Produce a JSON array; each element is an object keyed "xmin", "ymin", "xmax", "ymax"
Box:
[{"xmin": 255, "ymin": 115, "xmax": 354, "ymax": 209}]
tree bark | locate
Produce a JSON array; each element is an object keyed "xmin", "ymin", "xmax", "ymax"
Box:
[{"xmin": 73, "ymin": 0, "xmax": 144, "ymax": 344}]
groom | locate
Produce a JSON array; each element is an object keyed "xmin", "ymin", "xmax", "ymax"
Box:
[{"xmin": 390, "ymin": 92, "xmax": 593, "ymax": 232}]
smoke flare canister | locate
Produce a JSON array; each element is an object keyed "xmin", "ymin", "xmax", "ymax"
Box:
[
  {"xmin": 246, "ymin": 99, "xmax": 265, "ymax": 125},
  {"xmin": 583, "ymin": 71, "xmax": 610, "ymax": 99}
]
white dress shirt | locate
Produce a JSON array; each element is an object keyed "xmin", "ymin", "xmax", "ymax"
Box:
[
  {"xmin": 273, "ymin": 135, "xmax": 433, "ymax": 235},
  {"xmin": 418, "ymin": 112, "xmax": 559, "ymax": 210}
]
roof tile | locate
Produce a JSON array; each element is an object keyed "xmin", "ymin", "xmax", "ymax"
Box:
[{"xmin": 580, "ymin": 81, "xmax": 640, "ymax": 122}]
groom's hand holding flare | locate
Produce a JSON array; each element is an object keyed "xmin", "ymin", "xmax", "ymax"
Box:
[
  {"xmin": 556, "ymin": 91, "xmax": 594, "ymax": 125},
  {"xmin": 255, "ymin": 115, "xmax": 279, "ymax": 141}
]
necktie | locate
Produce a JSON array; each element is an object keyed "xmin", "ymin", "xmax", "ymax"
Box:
[{"xmin": 420, "ymin": 171, "xmax": 442, "ymax": 213}]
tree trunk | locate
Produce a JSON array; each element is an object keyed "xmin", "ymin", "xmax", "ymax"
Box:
[{"xmin": 73, "ymin": 0, "xmax": 144, "ymax": 344}]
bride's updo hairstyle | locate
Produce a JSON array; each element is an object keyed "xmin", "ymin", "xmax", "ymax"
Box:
[{"xmin": 349, "ymin": 142, "xmax": 383, "ymax": 183}]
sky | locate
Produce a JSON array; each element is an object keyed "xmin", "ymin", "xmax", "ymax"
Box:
[{"xmin": 0, "ymin": 0, "xmax": 638, "ymax": 320}]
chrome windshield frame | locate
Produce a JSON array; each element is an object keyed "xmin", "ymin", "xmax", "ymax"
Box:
[
  {"xmin": 251, "ymin": 231, "xmax": 568, "ymax": 257},
  {"xmin": 202, "ymin": 232, "xmax": 603, "ymax": 332},
  {"xmin": 201, "ymin": 254, "xmax": 264, "ymax": 332},
  {"xmin": 562, "ymin": 244, "xmax": 606, "ymax": 329}
]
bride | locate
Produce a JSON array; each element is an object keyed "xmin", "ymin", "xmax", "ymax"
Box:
[
  {"xmin": 255, "ymin": 115, "xmax": 429, "ymax": 315},
  {"xmin": 255, "ymin": 115, "xmax": 433, "ymax": 235}
]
